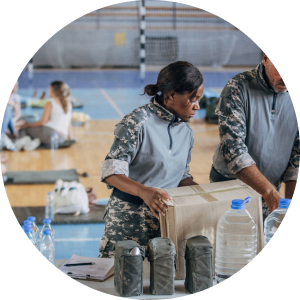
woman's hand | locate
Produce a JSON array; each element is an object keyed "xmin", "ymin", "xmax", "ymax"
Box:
[
  {"xmin": 104, "ymin": 174, "xmax": 172, "ymax": 220},
  {"xmin": 139, "ymin": 186, "xmax": 172, "ymax": 220}
]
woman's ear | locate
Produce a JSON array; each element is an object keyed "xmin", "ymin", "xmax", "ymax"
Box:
[{"xmin": 167, "ymin": 91, "xmax": 176, "ymax": 102}]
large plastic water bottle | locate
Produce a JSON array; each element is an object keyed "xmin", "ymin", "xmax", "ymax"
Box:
[
  {"xmin": 40, "ymin": 219, "xmax": 55, "ymax": 239},
  {"xmin": 215, "ymin": 197, "xmax": 257, "ymax": 283},
  {"xmin": 45, "ymin": 192, "xmax": 55, "ymax": 220},
  {"xmin": 24, "ymin": 226, "xmax": 38, "ymax": 248},
  {"xmin": 27, "ymin": 216, "xmax": 39, "ymax": 241},
  {"xmin": 39, "ymin": 229, "xmax": 55, "ymax": 265},
  {"xmin": 264, "ymin": 198, "xmax": 291, "ymax": 246},
  {"xmin": 51, "ymin": 132, "xmax": 59, "ymax": 151}
]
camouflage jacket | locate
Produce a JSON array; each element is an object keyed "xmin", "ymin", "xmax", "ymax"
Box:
[
  {"xmin": 101, "ymin": 97, "xmax": 194, "ymax": 189},
  {"xmin": 212, "ymin": 62, "xmax": 299, "ymax": 187}
]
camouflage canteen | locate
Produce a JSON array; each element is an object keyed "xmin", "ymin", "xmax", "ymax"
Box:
[
  {"xmin": 184, "ymin": 236, "xmax": 213, "ymax": 294},
  {"xmin": 148, "ymin": 237, "xmax": 176, "ymax": 295},
  {"xmin": 114, "ymin": 240, "xmax": 145, "ymax": 297}
]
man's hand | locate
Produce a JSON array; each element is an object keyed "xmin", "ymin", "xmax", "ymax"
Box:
[
  {"xmin": 139, "ymin": 187, "xmax": 172, "ymax": 220},
  {"xmin": 263, "ymin": 189, "xmax": 282, "ymax": 212},
  {"xmin": 237, "ymin": 164, "xmax": 283, "ymax": 212}
]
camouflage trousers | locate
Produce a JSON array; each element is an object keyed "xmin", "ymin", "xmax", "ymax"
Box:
[{"xmin": 99, "ymin": 195, "xmax": 160, "ymax": 258}]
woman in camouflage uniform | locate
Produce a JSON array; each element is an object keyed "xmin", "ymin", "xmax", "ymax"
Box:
[{"xmin": 100, "ymin": 61, "xmax": 204, "ymax": 257}]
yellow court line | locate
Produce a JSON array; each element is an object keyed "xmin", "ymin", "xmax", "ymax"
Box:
[{"xmin": 100, "ymin": 89, "xmax": 124, "ymax": 118}]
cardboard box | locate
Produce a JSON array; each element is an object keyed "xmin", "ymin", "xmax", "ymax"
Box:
[{"xmin": 160, "ymin": 179, "xmax": 263, "ymax": 280}]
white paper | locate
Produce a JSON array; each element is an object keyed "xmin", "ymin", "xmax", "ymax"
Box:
[{"xmin": 59, "ymin": 254, "xmax": 114, "ymax": 280}]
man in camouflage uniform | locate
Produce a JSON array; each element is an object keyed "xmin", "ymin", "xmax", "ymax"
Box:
[{"xmin": 210, "ymin": 54, "xmax": 299, "ymax": 220}]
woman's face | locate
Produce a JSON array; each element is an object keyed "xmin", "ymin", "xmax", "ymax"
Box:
[{"xmin": 165, "ymin": 84, "xmax": 204, "ymax": 122}]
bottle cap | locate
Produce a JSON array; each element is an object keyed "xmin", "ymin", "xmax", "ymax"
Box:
[
  {"xmin": 23, "ymin": 220, "xmax": 32, "ymax": 225},
  {"xmin": 43, "ymin": 229, "xmax": 52, "ymax": 235},
  {"xmin": 47, "ymin": 192, "xmax": 52, "ymax": 196},
  {"xmin": 279, "ymin": 198, "xmax": 291, "ymax": 209},
  {"xmin": 43, "ymin": 219, "xmax": 51, "ymax": 224},
  {"xmin": 27, "ymin": 216, "xmax": 36, "ymax": 221},
  {"xmin": 231, "ymin": 197, "xmax": 251, "ymax": 210},
  {"xmin": 24, "ymin": 226, "xmax": 33, "ymax": 232},
  {"xmin": 231, "ymin": 200, "xmax": 245, "ymax": 209}
]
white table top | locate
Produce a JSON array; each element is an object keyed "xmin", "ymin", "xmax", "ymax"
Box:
[{"xmin": 56, "ymin": 260, "xmax": 193, "ymax": 299}]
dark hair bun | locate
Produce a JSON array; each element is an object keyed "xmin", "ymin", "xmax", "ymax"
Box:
[{"xmin": 143, "ymin": 84, "xmax": 158, "ymax": 96}]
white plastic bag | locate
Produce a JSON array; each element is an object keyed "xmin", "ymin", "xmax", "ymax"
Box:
[{"xmin": 53, "ymin": 180, "xmax": 90, "ymax": 214}]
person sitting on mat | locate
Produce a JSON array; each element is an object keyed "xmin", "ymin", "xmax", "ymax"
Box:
[
  {"xmin": 8, "ymin": 80, "xmax": 42, "ymax": 129},
  {"xmin": 1, "ymin": 82, "xmax": 20, "ymax": 146},
  {"xmin": 8, "ymin": 81, "xmax": 23, "ymax": 129},
  {"xmin": 99, "ymin": 61, "xmax": 204, "ymax": 257},
  {"xmin": 14, "ymin": 81, "xmax": 73, "ymax": 151},
  {"xmin": 1, "ymin": 101, "xmax": 19, "ymax": 151}
]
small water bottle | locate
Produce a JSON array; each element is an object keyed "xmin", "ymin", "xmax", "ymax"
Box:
[
  {"xmin": 23, "ymin": 226, "xmax": 38, "ymax": 248},
  {"xmin": 45, "ymin": 192, "xmax": 55, "ymax": 220},
  {"xmin": 51, "ymin": 132, "xmax": 59, "ymax": 151},
  {"xmin": 39, "ymin": 229, "xmax": 55, "ymax": 265},
  {"xmin": 27, "ymin": 216, "xmax": 39, "ymax": 241},
  {"xmin": 215, "ymin": 197, "xmax": 257, "ymax": 284},
  {"xmin": 40, "ymin": 219, "xmax": 55, "ymax": 239},
  {"xmin": 23, "ymin": 220, "xmax": 32, "ymax": 229},
  {"xmin": 264, "ymin": 198, "xmax": 291, "ymax": 246}
]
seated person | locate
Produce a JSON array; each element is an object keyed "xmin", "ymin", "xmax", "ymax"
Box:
[
  {"xmin": 1, "ymin": 106, "xmax": 18, "ymax": 151},
  {"xmin": 15, "ymin": 81, "xmax": 73, "ymax": 151},
  {"xmin": 1, "ymin": 82, "xmax": 20, "ymax": 143},
  {"xmin": 1, "ymin": 105, "xmax": 17, "ymax": 138},
  {"xmin": 3, "ymin": 81, "xmax": 39, "ymax": 136},
  {"xmin": 8, "ymin": 81, "xmax": 22, "ymax": 128}
]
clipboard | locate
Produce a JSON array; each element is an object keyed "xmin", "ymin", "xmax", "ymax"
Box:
[{"xmin": 59, "ymin": 254, "xmax": 114, "ymax": 282}]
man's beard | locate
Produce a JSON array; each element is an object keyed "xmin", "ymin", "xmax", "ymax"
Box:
[
  {"xmin": 274, "ymin": 80, "xmax": 287, "ymax": 93},
  {"xmin": 264, "ymin": 65, "xmax": 287, "ymax": 92}
]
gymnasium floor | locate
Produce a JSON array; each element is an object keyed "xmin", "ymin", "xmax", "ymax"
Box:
[{"xmin": 6, "ymin": 68, "xmax": 245, "ymax": 259}]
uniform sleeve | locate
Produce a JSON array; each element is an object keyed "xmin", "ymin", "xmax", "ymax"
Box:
[
  {"xmin": 283, "ymin": 131, "xmax": 300, "ymax": 182},
  {"xmin": 180, "ymin": 134, "xmax": 194, "ymax": 181},
  {"xmin": 100, "ymin": 122, "xmax": 143, "ymax": 189},
  {"xmin": 216, "ymin": 85, "xmax": 256, "ymax": 174}
]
